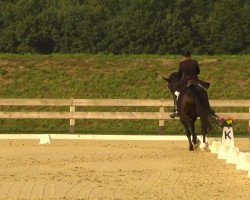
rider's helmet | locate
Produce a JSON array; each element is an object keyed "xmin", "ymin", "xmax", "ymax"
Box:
[{"xmin": 183, "ymin": 51, "xmax": 191, "ymax": 58}]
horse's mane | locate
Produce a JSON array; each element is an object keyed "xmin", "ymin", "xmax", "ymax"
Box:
[{"xmin": 168, "ymin": 72, "xmax": 180, "ymax": 81}]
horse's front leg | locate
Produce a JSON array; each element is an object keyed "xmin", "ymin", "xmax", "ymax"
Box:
[{"xmin": 180, "ymin": 120, "xmax": 193, "ymax": 151}]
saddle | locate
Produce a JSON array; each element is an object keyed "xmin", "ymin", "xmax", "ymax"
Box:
[{"xmin": 187, "ymin": 79, "xmax": 210, "ymax": 90}]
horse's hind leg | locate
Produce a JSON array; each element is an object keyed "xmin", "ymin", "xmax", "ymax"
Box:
[
  {"xmin": 190, "ymin": 117, "xmax": 198, "ymax": 144},
  {"xmin": 180, "ymin": 120, "xmax": 193, "ymax": 151},
  {"xmin": 191, "ymin": 125, "xmax": 197, "ymax": 144},
  {"xmin": 190, "ymin": 123, "xmax": 200, "ymax": 150},
  {"xmin": 200, "ymin": 116, "xmax": 209, "ymax": 150},
  {"xmin": 201, "ymin": 118, "xmax": 208, "ymax": 143}
]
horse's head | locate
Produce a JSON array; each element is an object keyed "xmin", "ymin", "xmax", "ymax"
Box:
[{"xmin": 162, "ymin": 72, "xmax": 181, "ymax": 94}]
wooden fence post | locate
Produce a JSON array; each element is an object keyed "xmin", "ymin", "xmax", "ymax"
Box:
[
  {"xmin": 70, "ymin": 98, "xmax": 75, "ymax": 133},
  {"xmin": 249, "ymin": 107, "xmax": 250, "ymax": 138},
  {"xmin": 159, "ymin": 98, "xmax": 165, "ymax": 135}
]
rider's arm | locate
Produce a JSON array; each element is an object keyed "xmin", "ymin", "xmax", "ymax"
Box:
[
  {"xmin": 196, "ymin": 61, "xmax": 200, "ymax": 75},
  {"xmin": 177, "ymin": 63, "xmax": 182, "ymax": 79}
]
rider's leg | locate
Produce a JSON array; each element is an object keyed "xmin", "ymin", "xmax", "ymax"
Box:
[{"xmin": 170, "ymin": 93, "xmax": 179, "ymax": 118}]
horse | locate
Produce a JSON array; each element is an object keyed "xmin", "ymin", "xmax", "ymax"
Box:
[{"xmin": 162, "ymin": 72, "xmax": 219, "ymax": 151}]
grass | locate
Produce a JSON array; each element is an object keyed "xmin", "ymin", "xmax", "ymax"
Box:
[{"xmin": 0, "ymin": 54, "xmax": 249, "ymax": 136}]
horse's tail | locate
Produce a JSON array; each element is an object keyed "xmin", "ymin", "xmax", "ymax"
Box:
[
  {"xmin": 207, "ymin": 114, "xmax": 221, "ymax": 134},
  {"xmin": 189, "ymin": 85, "xmax": 221, "ymax": 134}
]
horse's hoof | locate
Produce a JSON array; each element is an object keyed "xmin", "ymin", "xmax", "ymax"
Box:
[
  {"xmin": 193, "ymin": 139, "xmax": 200, "ymax": 150},
  {"xmin": 193, "ymin": 144, "xmax": 198, "ymax": 150},
  {"xmin": 195, "ymin": 139, "xmax": 201, "ymax": 145},
  {"xmin": 192, "ymin": 139, "xmax": 200, "ymax": 147},
  {"xmin": 189, "ymin": 147, "xmax": 194, "ymax": 151},
  {"xmin": 199, "ymin": 142, "xmax": 208, "ymax": 151}
]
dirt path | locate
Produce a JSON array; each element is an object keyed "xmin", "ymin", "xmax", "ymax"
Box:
[{"xmin": 0, "ymin": 138, "xmax": 250, "ymax": 200}]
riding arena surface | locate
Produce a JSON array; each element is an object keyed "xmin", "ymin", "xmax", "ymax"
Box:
[{"xmin": 0, "ymin": 138, "xmax": 250, "ymax": 200}]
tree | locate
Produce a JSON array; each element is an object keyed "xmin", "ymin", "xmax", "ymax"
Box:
[
  {"xmin": 205, "ymin": 0, "xmax": 248, "ymax": 53},
  {"xmin": 101, "ymin": 0, "xmax": 191, "ymax": 54},
  {"xmin": 58, "ymin": 0, "xmax": 108, "ymax": 53},
  {"xmin": 0, "ymin": 0, "xmax": 248, "ymax": 54}
]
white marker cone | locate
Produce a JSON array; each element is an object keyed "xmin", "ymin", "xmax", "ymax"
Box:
[
  {"xmin": 39, "ymin": 134, "xmax": 51, "ymax": 145},
  {"xmin": 226, "ymin": 147, "xmax": 239, "ymax": 164},
  {"xmin": 208, "ymin": 138, "xmax": 213, "ymax": 150},
  {"xmin": 210, "ymin": 141, "xmax": 215, "ymax": 153},
  {"xmin": 217, "ymin": 144, "xmax": 228, "ymax": 160},
  {"xmin": 199, "ymin": 142, "xmax": 207, "ymax": 151},
  {"xmin": 246, "ymin": 154, "xmax": 250, "ymax": 177},
  {"xmin": 236, "ymin": 152, "xmax": 250, "ymax": 171},
  {"xmin": 211, "ymin": 141, "xmax": 221, "ymax": 154}
]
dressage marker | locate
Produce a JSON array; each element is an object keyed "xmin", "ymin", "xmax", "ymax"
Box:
[
  {"xmin": 39, "ymin": 134, "xmax": 51, "ymax": 144},
  {"xmin": 209, "ymin": 129, "xmax": 250, "ymax": 178}
]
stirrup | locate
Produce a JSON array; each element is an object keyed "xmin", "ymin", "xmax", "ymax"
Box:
[{"xmin": 170, "ymin": 111, "xmax": 178, "ymax": 119}]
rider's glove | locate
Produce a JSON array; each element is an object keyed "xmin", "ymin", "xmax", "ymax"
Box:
[{"xmin": 174, "ymin": 91, "xmax": 180, "ymax": 98}]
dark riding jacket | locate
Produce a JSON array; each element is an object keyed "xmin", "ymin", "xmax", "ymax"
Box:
[
  {"xmin": 178, "ymin": 59, "xmax": 200, "ymax": 81},
  {"xmin": 177, "ymin": 59, "xmax": 206, "ymax": 91}
]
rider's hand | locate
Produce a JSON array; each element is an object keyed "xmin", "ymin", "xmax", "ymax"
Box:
[{"xmin": 174, "ymin": 91, "xmax": 180, "ymax": 97}]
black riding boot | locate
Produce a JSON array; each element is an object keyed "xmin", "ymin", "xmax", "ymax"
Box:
[{"xmin": 170, "ymin": 95, "xmax": 178, "ymax": 118}]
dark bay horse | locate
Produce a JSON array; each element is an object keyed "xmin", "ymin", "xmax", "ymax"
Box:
[{"xmin": 163, "ymin": 72, "xmax": 219, "ymax": 151}]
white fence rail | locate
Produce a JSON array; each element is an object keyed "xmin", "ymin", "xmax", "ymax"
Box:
[{"xmin": 0, "ymin": 99, "xmax": 249, "ymax": 133}]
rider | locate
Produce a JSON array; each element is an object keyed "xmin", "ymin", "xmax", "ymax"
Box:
[{"xmin": 170, "ymin": 51, "xmax": 200, "ymax": 118}]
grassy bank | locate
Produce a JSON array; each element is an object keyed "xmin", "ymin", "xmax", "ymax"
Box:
[{"xmin": 0, "ymin": 54, "xmax": 249, "ymax": 136}]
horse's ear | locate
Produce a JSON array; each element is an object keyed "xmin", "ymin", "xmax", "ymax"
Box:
[{"xmin": 162, "ymin": 76, "xmax": 169, "ymax": 82}]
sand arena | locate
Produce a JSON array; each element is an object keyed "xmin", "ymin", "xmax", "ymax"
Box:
[{"xmin": 0, "ymin": 138, "xmax": 250, "ymax": 200}]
